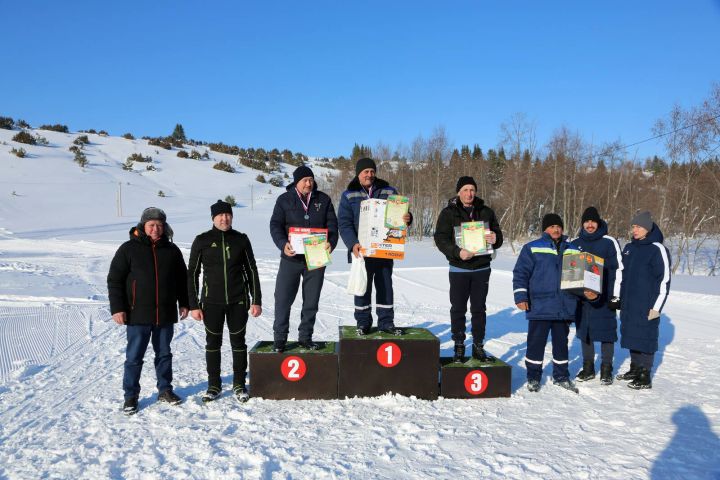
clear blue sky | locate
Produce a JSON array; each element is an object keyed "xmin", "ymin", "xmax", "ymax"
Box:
[{"xmin": 2, "ymin": 1, "xmax": 719, "ymax": 159}]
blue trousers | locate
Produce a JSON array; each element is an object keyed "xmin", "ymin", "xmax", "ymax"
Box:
[
  {"xmin": 123, "ymin": 324, "xmax": 174, "ymax": 400},
  {"xmin": 273, "ymin": 257, "xmax": 325, "ymax": 343},
  {"xmin": 525, "ymin": 320, "xmax": 570, "ymax": 381},
  {"xmin": 354, "ymin": 257, "xmax": 395, "ymax": 330}
]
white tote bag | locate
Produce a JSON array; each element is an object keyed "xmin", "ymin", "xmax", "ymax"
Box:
[{"xmin": 346, "ymin": 255, "xmax": 368, "ymax": 295}]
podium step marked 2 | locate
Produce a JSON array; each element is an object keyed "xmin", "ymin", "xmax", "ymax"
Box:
[
  {"xmin": 440, "ymin": 357, "xmax": 511, "ymax": 399},
  {"xmin": 338, "ymin": 326, "xmax": 440, "ymax": 400},
  {"xmin": 249, "ymin": 341, "xmax": 338, "ymax": 400}
]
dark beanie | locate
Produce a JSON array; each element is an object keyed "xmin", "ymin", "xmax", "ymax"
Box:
[
  {"xmin": 456, "ymin": 176, "xmax": 477, "ymax": 193},
  {"xmin": 355, "ymin": 157, "xmax": 377, "ymax": 175},
  {"xmin": 292, "ymin": 165, "xmax": 314, "ymax": 184},
  {"xmin": 542, "ymin": 213, "xmax": 564, "ymax": 231},
  {"xmin": 140, "ymin": 207, "xmax": 166, "ymax": 224},
  {"xmin": 581, "ymin": 206, "xmax": 602, "ymax": 224},
  {"xmin": 211, "ymin": 199, "xmax": 233, "ymax": 218},
  {"xmin": 631, "ymin": 210, "xmax": 653, "ymax": 231}
]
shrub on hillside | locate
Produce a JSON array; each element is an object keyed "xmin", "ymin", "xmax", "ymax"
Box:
[
  {"xmin": 98, "ymin": 130, "xmax": 108, "ymax": 136},
  {"xmin": 12, "ymin": 131, "xmax": 36, "ymax": 145},
  {"xmin": 82, "ymin": 129, "xmax": 98, "ymax": 134},
  {"xmin": 74, "ymin": 151, "xmax": 88, "ymax": 168},
  {"xmin": 127, "ymin": 153, "xmax": 152, "ymax": 163},
  {"xmin": 0, "ymin": 116, "xmax": 15, "ymax": 130},
  {"xmin": 269, "ymin": 176, "xmax": 284, "ymax": 187},
  {"xmin": 73, "ymin": 135, "xmax": 90, "ymax": 145},
  {"xmin": 158, "ymin": 190, "xmax": 165, "ymax": 197},
  {"xmin": 17, "ymin": 119, "xmax": 30, "ymax": 129},
  {"xmin": 224, "ymin": 195, "xmax": 237, "ymax": 207},
  {"xmin": 213, "ymin": 161, "xmax": 235, "ymax": 173},
  {"xmin": 189, "ymin": 149, "xmax": 202, "ymax": 160},
  {"xmin": 122, "ymin": 133, "xmax": 135, "ymax": 140},
  {"xmin": 10, "ymin": 147, "xmax": 26, "ymax": 158},
  {"xmin": 208, "ymin": 142, "xmax": 241, "ymax": 155},
  {"xmin": 69, "ymin": 145, "xmax": 82, "ymax": 154},
  {"xmin": 34, "ymin": 134, "xmax": 49, "ymax": 146},
  {"xmin": 146, "ymin": 165, "xmax": 156, "ymax": 171},
  {"xmin": 38, "ymin": 124, "xmax": 69, "ymax": 133},
  {"xmin": 122, "ymin": 158, "xmax": 134, "ymax": 171},
  {"xmin": 256, "ymin": 174, "xmax": 267, "ymax": 183},
  {"xmin": 147, "ymin": 137, "xmax": 172, "ymax": 150},
  {"xmin": 176, "ymin": 150, "xmax": 189, "ymax": 158}
]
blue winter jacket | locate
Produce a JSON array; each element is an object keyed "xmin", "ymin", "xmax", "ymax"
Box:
[
  {"xmin": 570, "ymin": 221, "xmax": 624, "ymax": 342},
  {"xmin": 619, "ymin": 224, "xmax": 671, "ymax": 353},
  {"xmin": 338, "ymin": 177, "xmax": 411, "ymax": 262},
  {"xmin": 512, "ymin": 233, "xmax": 579, "ymax": 321},
  {"xmin": 269, "ymin": 182, "xmax": 338, "ymax": 264}
]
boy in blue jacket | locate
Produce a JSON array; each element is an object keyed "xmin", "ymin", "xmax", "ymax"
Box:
[{"xmin": 513, "ymin": 213, "xmax": 584, "ymax": 393}]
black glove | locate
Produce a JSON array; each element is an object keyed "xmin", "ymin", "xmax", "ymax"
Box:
[{"xmin": 608, "ymin": 297, "xmax": 621, "ymax": 311}]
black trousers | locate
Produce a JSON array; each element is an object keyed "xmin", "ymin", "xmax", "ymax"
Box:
[
  {"xmin": 203, "ymin": 303, "xmax": 248, "ymax": 388},
  {"xmin": 449, "ymin": 269, "xmax": 491, "ymax": 344},
  {"xmin": 273, "ymin": 257, "xmax": 325, "ymax": 343}
]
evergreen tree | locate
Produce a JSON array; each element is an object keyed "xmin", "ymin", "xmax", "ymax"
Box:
[{"xmin": 171, "ymin": 124, "xmax": 187, "ymax": 142}]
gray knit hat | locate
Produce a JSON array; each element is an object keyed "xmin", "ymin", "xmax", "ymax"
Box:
[{"xmin": 631, "ymin": 210, "xmax": 653, "ymax": 231}]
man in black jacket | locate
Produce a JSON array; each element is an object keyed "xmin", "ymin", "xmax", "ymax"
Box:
[
  {"xmin": 433, "ymin": 177, "xmax": 503, "ymax": 362},
  {"xmin": 188, "ymin": 200, "xmax": 262, "ymax": 403},
  {"xmin": 108, "ymin": 207, "xmax": 189, "ymax": 415},
  {"xmin": 269, "ymin": 166, "xmax": 338, "ymax": 351}
]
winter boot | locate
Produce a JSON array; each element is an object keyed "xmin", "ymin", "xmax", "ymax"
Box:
[
  {"xmin": 616, "ymin": 364, "xmax": 640, "ymax": 381},
  {"xmin": 453, "ymin": 344, "xmax": 465, "ymax": 363},
  {"xmin": 299, "ymin": 340, "xmax": 320, "ymax": 350},
  {"xmin": 553, "ymin": 378, "xmax": 579, "ymax": 394},
  {"xmin": 272, "ymin": 341, "xmax": 286, "ymax": 353},
  {"xmin": 527, "ymin": 379, "xmax": 541, "ymax": 392},
  {"xmin": 158, "ymin": 390, "xmax": 182, "ymax": 405},
  {"xmin": 576, "ymin": 361, "xmax": 596, "ymax": 382},
  {"xmin": 234, "ymin": 385, "xmax": 249, "ymax": 403},
  {"xmin": 628, "ymin": 367, "xmax": 652, "ymax": 390},
  {"xmin": 600, "ymin": 363, "xmax": 613, "ymax": 385},
  {"xmin": 472, "ymin": 343, "xmax": 490, "ymax": 362},
  {"xmin": 356, "ymin": 326, "xmax": 370, "ymax": 336},
  {"xmin": 379, "ymin": 326, "xmax": 403, "ymax": 336},
  {"xmin": 202, "ymin": 385, "xmax": 221, "ymax": 403},
  {"xmin": 122, "ymin": 397, "xmax": 138, "ymax": 415}
]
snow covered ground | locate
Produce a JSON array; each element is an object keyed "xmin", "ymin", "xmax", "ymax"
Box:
[{"xmin": 0, "ymin": 128, "xmax": 719, "ymax": 479}]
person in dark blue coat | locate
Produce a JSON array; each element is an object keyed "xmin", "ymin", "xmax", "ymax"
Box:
[
  {"xmin": 513, "ymin": 213, "xmax": 584, "ymax": 393},
  {"xmin": 338, "ymin": 157, "xmax": 412, "ymax": 335},
  {"xmin": 616, "ymin": 211, "xmax": 671, "ymax": 389},
  {"xmin": 570, "ymin": 207, "xmax": 624, "ymax": 385},
  {"xmin": 269, "ymin": 166, "xmax": 338, "ymax": 351}
]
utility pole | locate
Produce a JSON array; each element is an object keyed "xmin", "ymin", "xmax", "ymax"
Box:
[{"xmin": 117, "ymin": 182, "xmax": 123, "ymax": 217}]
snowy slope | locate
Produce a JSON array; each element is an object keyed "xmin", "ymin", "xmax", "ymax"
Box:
[{"xmin": 0, "ymin": 128, "xmax": 719, "ymax": 479}]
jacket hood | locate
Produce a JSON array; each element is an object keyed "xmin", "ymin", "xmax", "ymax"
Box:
[
  {"xmin": 346, "ymin": 176, "xmax": 390, "ymax": 191},
  {"xmin": 633, "ymin": 223, "xmax": 664, "ymax": 245},
  {"xmin": 578, "ymin": 219, "xmax": 608, "ymax": 242}
]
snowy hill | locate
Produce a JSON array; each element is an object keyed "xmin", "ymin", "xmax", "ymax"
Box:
[{"xmin": 0, "ymin": 127, "xmax": 719, "ymax": 479}]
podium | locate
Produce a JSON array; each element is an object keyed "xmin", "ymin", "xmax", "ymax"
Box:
[
  {"xmin": 337, "ymin": 326, "xmax": 439, "ymax": 400},
  {"xmin": 440, "ymin": 356, "xmax": 511, "ymax": 399},
  {"xmin": 248, "ymin": 341, "xmax": 338, "ymax": 400}
]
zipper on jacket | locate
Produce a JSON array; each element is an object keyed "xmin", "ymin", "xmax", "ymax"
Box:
[
  {"xmin": 152, "ymin": 242, "xmax": 160, "ymax": 325},
  {"xmin": 222, "ymin": 232, "xmax": 229, "ymax": 304}
]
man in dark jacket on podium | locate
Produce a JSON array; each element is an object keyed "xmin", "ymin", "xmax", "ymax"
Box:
[
  {"xmin": 434, "ymin": 176, "xmax": 503, "ymax": 363},
  {"xmin": 108, "ymin": 207, "xmax": 189, "ymax": 415},
  {"xmin": 188, "ymin": 200, "xmax": 262, "ymax": 403}
]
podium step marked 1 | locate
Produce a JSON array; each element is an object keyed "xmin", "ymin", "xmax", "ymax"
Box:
[
  {"xmin": 338, "ymin": 326, "xmax": 440, "ymax": 400},
  {"xmin": 249, "ymin": 341, "xmax": 338, "ymax": 400},
  {"xmin": 440, "ymin": 357, "xmax": 512, "ymax": 399}
]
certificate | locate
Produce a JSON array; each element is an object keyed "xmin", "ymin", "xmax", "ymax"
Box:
[
  {"xmin": 288, "ymin": 227, "xmax": 328, "ymax": 254},
  {"xmin": 384, "ymin": 195, "xmax": 409, "ymax": 230},
  {"xmin": 460, "ymin": 221, "xmax": 487, "ymax": 254},
  {"xmin": 303, "ymin": 234, "xmax": 331, "ymax": 270}
]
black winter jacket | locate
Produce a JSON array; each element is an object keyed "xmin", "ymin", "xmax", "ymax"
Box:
[
  {"xmin": 269, "ymin": 183, "xmax": 338, "ymax": 263},
  {"xmin": 107, "ymin": 227, "xmax": 189, "ymax": 326},
  {"xmin": 434, "ymin": 197, "xmax": 503, "ymax": 270},
  {"xmin": 187, "ymin": 227, "xmax": 262, "ymax": 309}
]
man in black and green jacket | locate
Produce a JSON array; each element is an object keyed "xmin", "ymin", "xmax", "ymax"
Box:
[{"xmin": 188, "ymin": 200, "xmax": 262, "ymax": 402}]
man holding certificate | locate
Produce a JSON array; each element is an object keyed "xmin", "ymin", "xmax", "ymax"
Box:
[
  {"xmin": 433, "ymin": 176, "xmax": 503, "ymax": 363},
  {"xmin": 269, "ymin": 166, "xmax": 338, "ymax": 352}
]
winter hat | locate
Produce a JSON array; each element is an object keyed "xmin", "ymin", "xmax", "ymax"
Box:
[
  {"xmin": 140, "ymin": 207, "xmax": 166, "ymax": 224},
  {"xmin": 292, "ymin": 165, "xmax": 314, "ymax": 185},
  {"xmin": 355, "ymin": 157, "xmax": 377, "ymax": 175},
  {"xmin": 631, "ymin": 210, "xmax": 653, "ymax": 231},
  {"xmin": 211, "ymin": 199, "xmax": 233, "ymax": 218},
  {"xmin": 456, "ymin": 176, "xmax": 477, "ymax": 193},
  {"xmin": 541, "ymin": 213, "xmax": 564, "ymax": 231},
  {"xmin": 581, "ymin": 206, "xmax": 602, "ymax": 224}
]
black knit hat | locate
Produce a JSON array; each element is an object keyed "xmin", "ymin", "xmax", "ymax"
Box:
[
  {"xmin": 211, "ymin": 199, "xmax": 233, "ymax": 218},
  {"xmin": 292, "ymin": 165, "xmax": 314, "ymax": 185},
  {"xmin": 355, "ymin": 157, "xmax": 377, "ymax": 175},
  {"xmin": 456, "ymin": 176, "xmax": 477, "ymax": 193},
  {"xmin": 542, "ymin": 213, "xmax": 564, "ymax": 231},
  {"xmin": 581, "ymin": 206, "xmax": 601, "ymax": 224},
  {"xmin": 631, "ymin": 210, "xmax": 653, "ymax": 231},
  {"xmin": 140, "ymin": 207, "xmax": 166, "ymax": 224}
]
